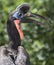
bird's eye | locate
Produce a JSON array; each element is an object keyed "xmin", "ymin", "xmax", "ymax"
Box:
[{"xmin": 19, "ymin": 13, "xmax": 22, "ymax": 17}]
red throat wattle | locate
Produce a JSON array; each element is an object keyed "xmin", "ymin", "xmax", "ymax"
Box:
[{"xmin": 14, "ymin": 20, "xmax": 24, "ymax": 40}]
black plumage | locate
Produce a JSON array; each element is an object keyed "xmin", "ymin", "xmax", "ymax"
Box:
[{"xmin": 7, "ymin": 17, "xmax": 21, "ymax": 50}]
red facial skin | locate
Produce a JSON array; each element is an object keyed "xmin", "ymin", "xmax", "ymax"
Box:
[{"xmin": 14, "ymin": 20, "xmax": 24, "ymax": 40}]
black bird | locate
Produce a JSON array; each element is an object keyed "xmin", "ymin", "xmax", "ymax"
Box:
[{"xmin": 0, "ymin": 3, "xmax": 49, "ymax": 65}]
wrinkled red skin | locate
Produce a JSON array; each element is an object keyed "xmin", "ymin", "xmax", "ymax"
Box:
[{"xmin": 14, "ymin": 20, "xmax": 24, "ymax": 40}]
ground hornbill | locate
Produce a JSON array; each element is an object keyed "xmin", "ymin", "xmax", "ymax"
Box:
[{"xmin": 0, "ymin": 3, "xmax": 49, "ymax": 65}]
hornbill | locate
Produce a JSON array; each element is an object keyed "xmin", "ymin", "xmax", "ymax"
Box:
[{"xmin": 0, "ymin": 3, "xmax": 50, "ymax": 65}]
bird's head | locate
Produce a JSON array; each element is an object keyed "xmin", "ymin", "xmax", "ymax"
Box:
[
  {"xmin": 13, "ymin": 3, "xmax": 30, "ymax": 20},
  {"xmin": 12, "ymin": 3, "xmax": 48, "ymax": 40}
]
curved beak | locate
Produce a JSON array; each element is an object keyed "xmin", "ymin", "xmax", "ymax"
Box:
[
  {"xmin": 13, "ymin": 3, "xmax": 50, "ymax": 26},
  {"xmin": 21, "ymin": 12, "xmax": 49, "ymax": 26}
]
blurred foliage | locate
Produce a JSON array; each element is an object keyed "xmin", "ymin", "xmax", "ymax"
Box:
[{"xmin": 0, "ymin": 0, "xmax": 54, "ymax": 65}]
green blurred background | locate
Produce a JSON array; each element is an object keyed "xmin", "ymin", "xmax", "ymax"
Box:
[{"xmin": 0, "ymin": 0, "xmax": 54, "ymax": 65}]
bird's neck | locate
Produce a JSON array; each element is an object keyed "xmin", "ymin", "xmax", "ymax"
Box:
[{"xmin": 7, "ymin": 18, "xmax": 21, "ymax": 50}]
